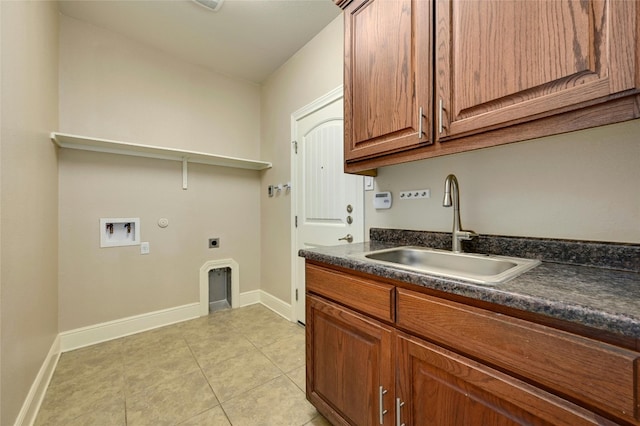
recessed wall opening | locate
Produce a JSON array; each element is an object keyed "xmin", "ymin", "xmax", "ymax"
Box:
[
  {"xmin": 199, "ymin": 258, "xmax": 239, "ymax": 316},
  {"xmin": 208, "ymin": 267, "xmax": 232, "ymax": 312}
]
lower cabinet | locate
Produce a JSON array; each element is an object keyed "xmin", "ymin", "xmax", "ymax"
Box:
[
  {"xmin": 305, "ymin": 262, "xmax": 634, "ymax": 425},
  {"xmin": 396, "ymin": 333, "xmax": 613, "ymax": 426},
  {"xmin": 306, "ymin": 294, "xmax": 395, "ymax": 425}
]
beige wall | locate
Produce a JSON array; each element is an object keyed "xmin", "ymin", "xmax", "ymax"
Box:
[
  {"xmin": 260, "ymin": 16, "xmax": 344, "ymax": 303},
  {"xmin": 259, "ymin": 11, "xmax": 640, "ymax": 311},
  {"xmin": 59, "ymin": 14, "xmax": 261, "ymax": 157},
  {"xmin": 366, "ymin": 119, "xmax": 640, "ymax": 244},
  {"xmin": 0, "ymin": 1, "xmax": 59, "ymax": 424},
  {"xmin": 58, "ymin": 15, "xmax": 263, "ymax": 331}
]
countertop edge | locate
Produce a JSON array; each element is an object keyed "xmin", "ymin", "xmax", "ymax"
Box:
[{"xmin": 299, "ymin": 247, "xmax": 640, "ymax": 340}]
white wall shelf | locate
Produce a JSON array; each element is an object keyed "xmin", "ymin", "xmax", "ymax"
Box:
[{"xmin": 51, "ymin": 132, "xmax": 272, "ymax": 189}]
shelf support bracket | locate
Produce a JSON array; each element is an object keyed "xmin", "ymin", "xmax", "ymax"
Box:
[{"xmin": 182, "ymin": 158, "xmax": 188, "ymax": 190}]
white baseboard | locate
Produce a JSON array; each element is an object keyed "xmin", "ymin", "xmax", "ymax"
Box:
[
  {"xmin": 258, "ymin": 290, "xmax": 293, "ymax": 320},
  {"xmin": 14, "ymin": 335, "xmax": 60, "ymax": 426},
  {"xmin": 59, "ymin": 303, "xmax": 201, "ymax": 352},
  {"xmin": 238, "ymin": 289, "xmax": 261, "ymax": 307},
  {"xmin": 238, "ymin": 290, "xmax": 292, "ymax": 320},
  {"xmin": 60, "ymin": 290, "xmax": 295, "ymax": 353}
]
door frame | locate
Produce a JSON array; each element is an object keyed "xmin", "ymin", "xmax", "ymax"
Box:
[{"xmin": 290, "ymin": 85, "xmax": 345, "ymax": 324}]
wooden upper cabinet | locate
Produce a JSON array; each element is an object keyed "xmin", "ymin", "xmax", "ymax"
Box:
[
  {"xmin": 337, "ymin": 0, "xmax": 638, "ymax": 173},
  {"xmin": 343, "ymin": 0, "xmax": 432, "ymax": 164},
  {"xmin": 436, "ymin": 0, "xmax": 639, "ymax": 140}
]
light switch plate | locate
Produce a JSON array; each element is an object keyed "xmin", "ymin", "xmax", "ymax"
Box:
[{"xmin": 364, "ymin": 176, "xmax": 374, "ymax": 191}]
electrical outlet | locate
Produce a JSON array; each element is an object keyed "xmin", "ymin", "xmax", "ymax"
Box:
[
  {"xmin": 140, "ymin": 242, "xmax": 150, "ymax": 254},
  {"xmin": 399, "ymin": 189, "xmax": 430, "ymax": 199},
  {"xmin": 209, "ymin": 238, "xmax": 220, "ymax": 248}
]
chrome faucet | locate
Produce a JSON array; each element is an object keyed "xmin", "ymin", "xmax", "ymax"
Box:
[{"xmin": 443, "ymin": 174, "xmax": 478, "ymax": 253}]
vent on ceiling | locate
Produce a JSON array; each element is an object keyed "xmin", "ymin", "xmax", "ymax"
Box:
[{"xmin": 193, "ymin": 0, "xmax": 224, "ymax": 12}]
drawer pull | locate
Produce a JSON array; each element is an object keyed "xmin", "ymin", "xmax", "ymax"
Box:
[
  {"xmin": 418, "ymin": 106, "xmax": 425, "ymax": 140},
  {"xmin": 379, "ymin": 386, "xmax": 388, "ymax": 424},
  {"xmin": 438, "ymin": 99, "xmax": 445, "ymax": 134},
  {"xmin": 396, "ymin": 398, "xmax": 405, "ymax": 426}
]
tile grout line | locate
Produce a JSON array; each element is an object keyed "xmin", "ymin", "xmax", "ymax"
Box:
[
  {"xmin": 35, "ymin": 305, "xmax": 322, "ymax": 425},
  {"xmin": 182, "ymin": 332, "xmax": 234, "ymax": 425}
]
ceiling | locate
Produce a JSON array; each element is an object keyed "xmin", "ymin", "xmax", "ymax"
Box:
[{"xmin": 58, "ymin": 0, "xmax": 341, "ymax": 84}]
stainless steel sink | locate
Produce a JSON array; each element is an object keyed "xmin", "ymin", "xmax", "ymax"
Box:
[{"xmin": 357, "ymin": 246, "xmax": 540, "ymax": 285}]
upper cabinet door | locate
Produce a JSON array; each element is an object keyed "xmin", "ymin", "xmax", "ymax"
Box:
[
  {"xmin": 436, "ymin": 0, "xmax": 638, "ymax": 140},
  {"xmin": 344, "ymin": 0, "xmax": 432, "ymax": 163}
]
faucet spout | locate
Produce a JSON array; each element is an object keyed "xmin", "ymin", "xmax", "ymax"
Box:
[{"xmin": 442, "ymin": 174, "xmax": 477, "ymax": 252}]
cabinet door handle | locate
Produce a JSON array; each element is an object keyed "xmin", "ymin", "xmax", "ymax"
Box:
[
  {"xmin": 438, "ymin": 99, "xmax": 444, "ymax": 134},
  {"xmin": 379, "ymin": 386, "xmax": 388, "ymax": 424},
  {"xmin": 418, "ymin": 107, "xmax": 424, "ymax": 140},
  {"xmin": 396, "ymin": 398, "xmax": 405, "ymax": 426}
]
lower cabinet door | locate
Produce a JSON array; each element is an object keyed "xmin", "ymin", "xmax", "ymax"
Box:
[
  {"xmin": 306, "ymin": 294, "xmax": 395, "ymax": 426},
  {"xmin": 395, "ymin": 333, "xmax": 615, "ymax": 426}
]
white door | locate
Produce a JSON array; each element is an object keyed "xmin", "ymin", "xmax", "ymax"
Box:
[{"xmin": 292, "ymin": 89, "xmax": 364, "ymax": 324}]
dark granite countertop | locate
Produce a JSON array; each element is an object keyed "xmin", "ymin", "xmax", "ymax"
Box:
[{"xmin": 299, "ymin": 231, "xmax": 640, "ymax": 340}]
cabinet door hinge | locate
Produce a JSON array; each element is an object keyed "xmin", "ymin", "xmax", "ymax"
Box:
[
  {"xmin": 295, "ymin": 288, "xmax": 299, "ymax": 301},
  {"xmin": 295, "ymin": 215, "xmax": 298, "ymax": 228},
  {"xmin": 292, "ymin": 140, "xmax": 298, "ymax": 154}
]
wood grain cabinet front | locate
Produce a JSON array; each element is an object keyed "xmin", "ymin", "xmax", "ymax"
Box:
[
  {"xmin": 305, "ymin": 297, "xmax": 613, "ymax": 426},
  {"xmin": 305, "ymin": 261, "xmax": 640, "ymax": 425},
  {"xmin": 305, "ymin": 263, "xmax": 395, "ymax": 323},
  {"xmin": 435, "ymin": 0, "xmax": 639, "ymax": 141},
  {"xmin": 342, "ymin": 0, "xmax": 432, "ymax": 170},
  {"xmin": 396, "ymin": 332, "xmax": 617, "ymax": 426},
  {"xmin": 306, "ymin": 294, "xmax": 395, "ymax": 426},
  {"xmin": 396, "ymin": 288, "xmax": 640, "ymax": 425},
  {"xmin": 337, "ymin": 0, "xmax": 640, "ymax": 174}
]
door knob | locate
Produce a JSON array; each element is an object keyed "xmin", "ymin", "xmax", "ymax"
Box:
[{"xmin": 338, "ymin": 234, "xmax": 353, "ymax": 243}]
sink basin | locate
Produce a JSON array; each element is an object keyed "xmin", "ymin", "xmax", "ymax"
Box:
[{"xmin": 357, "ymin": 246, "xmax": 540, "ymax": 285}]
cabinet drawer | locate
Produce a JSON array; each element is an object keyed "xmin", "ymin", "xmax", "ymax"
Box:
[
  {"xmin": 306, "ymin": 264, "xmax": 394, "ymax": 322},
  {"xmin": 397, "ymin": 288, "xmax": 640, "ymax": 424}
]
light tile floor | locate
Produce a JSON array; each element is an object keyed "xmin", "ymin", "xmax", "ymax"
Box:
[{"xmin": 35, "ymin": 304, "xmax": 331, "ymax": 426}]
